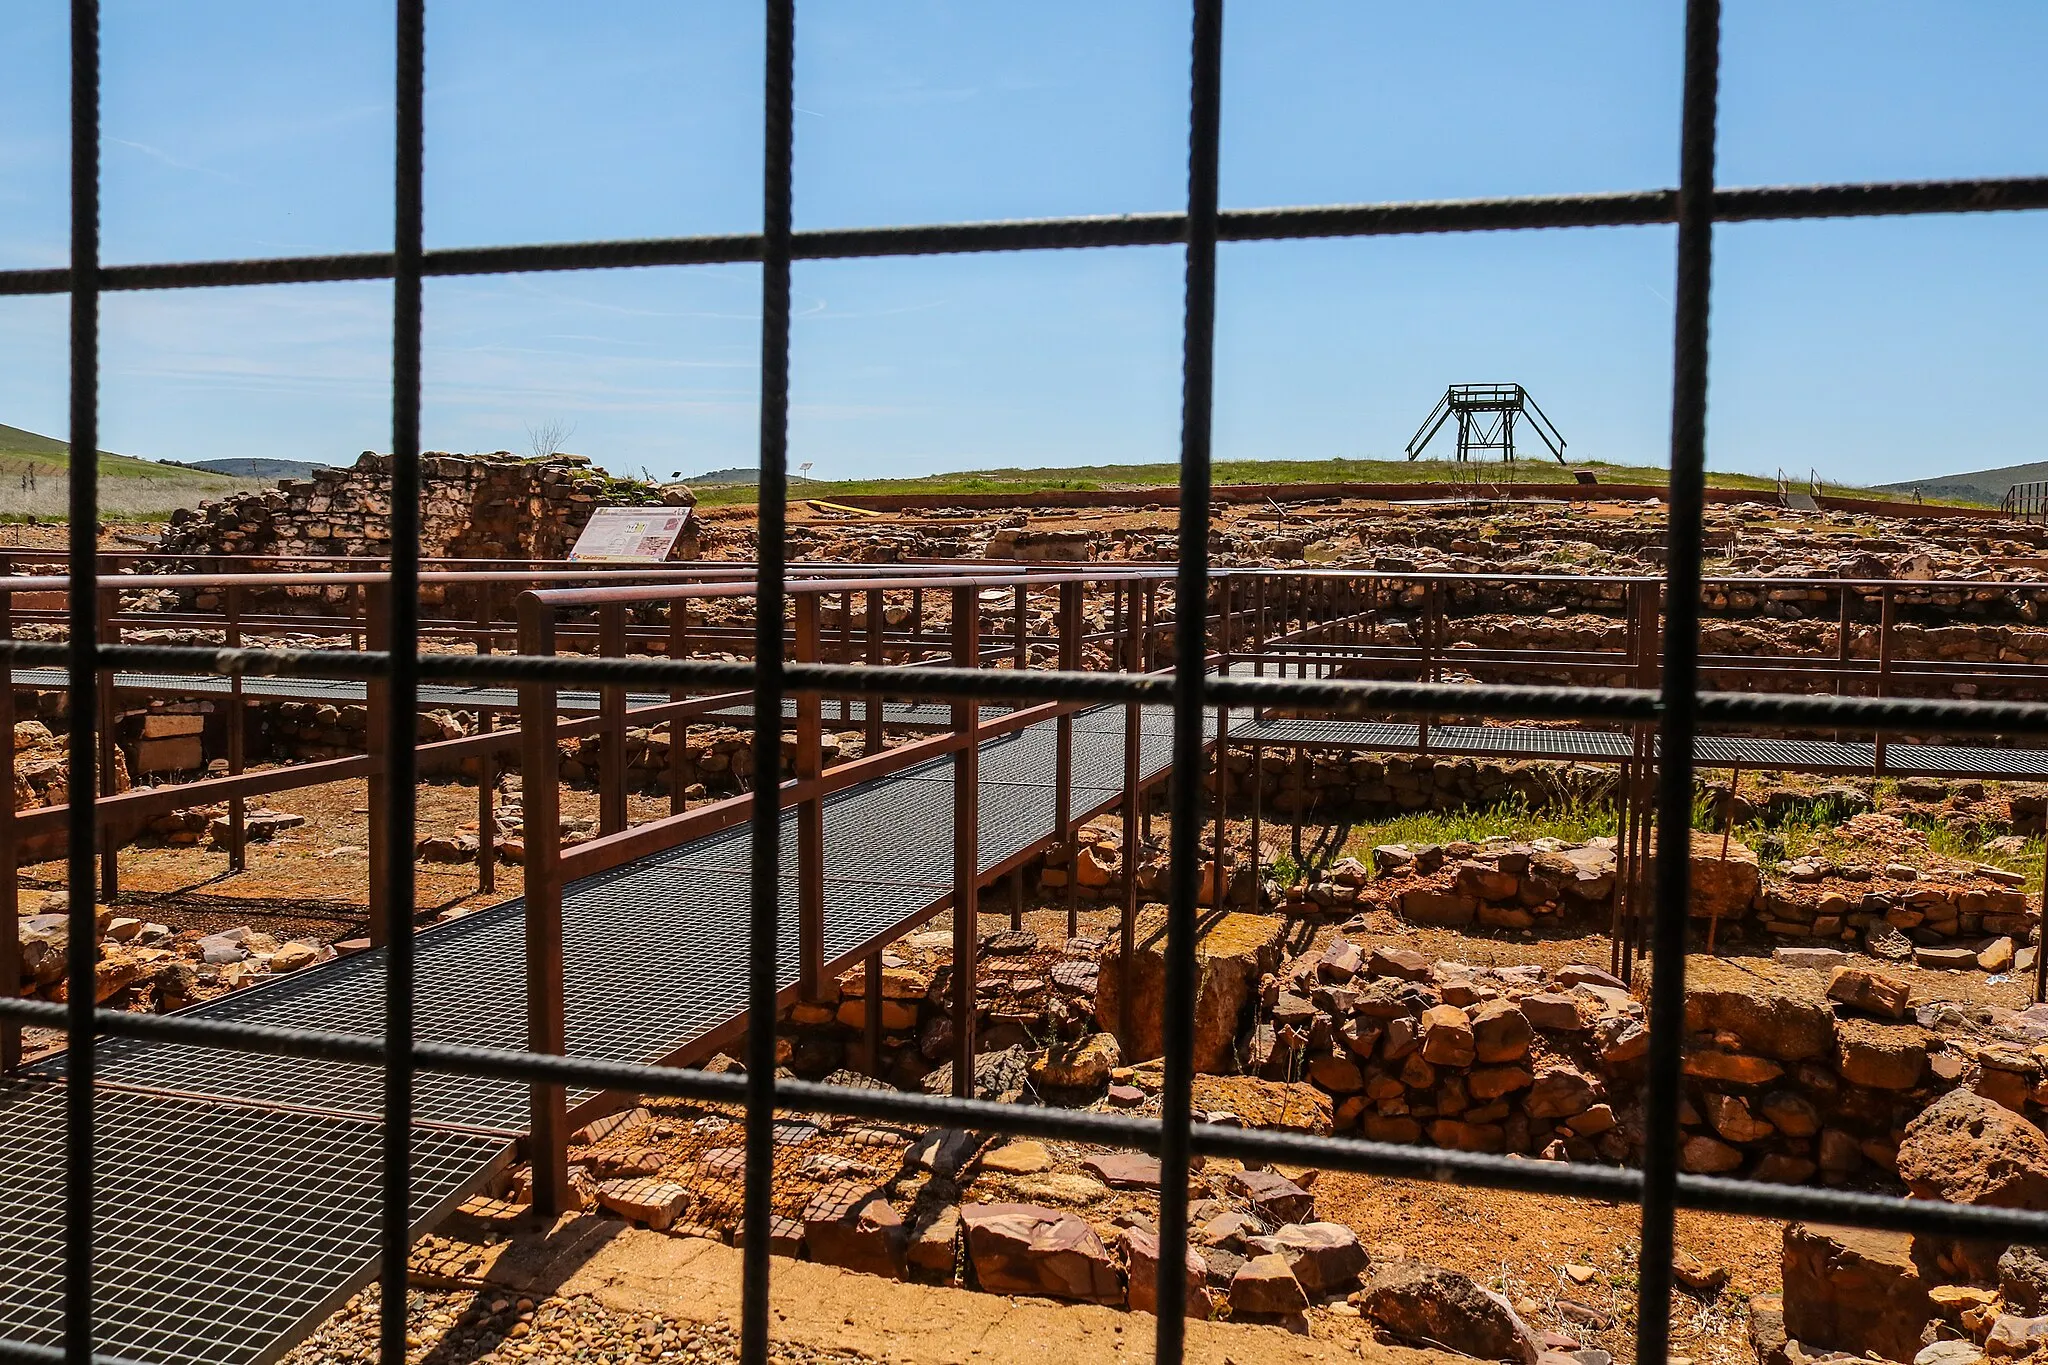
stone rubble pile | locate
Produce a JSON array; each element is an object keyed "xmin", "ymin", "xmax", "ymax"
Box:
[
  {"xmin": 1325, "ymin": 825, "xmax": 2037, "ymax": 961},
  {"xmin": 13, "ymin": 891, "xmax": 332, "ymax": 1011},
  {"xmin": 157, "ymin": 450, "xmax": 696, "ymax": 575}
]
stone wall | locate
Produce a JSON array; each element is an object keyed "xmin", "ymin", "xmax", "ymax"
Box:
[{"xmin": 157, "ymin": 450, "xmax": 696, "ymax": 592}]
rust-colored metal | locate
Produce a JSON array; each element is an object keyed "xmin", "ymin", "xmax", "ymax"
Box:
[
  {"xmin": 864, "ymin": 588, "xmax": 886, "ymax": 756},
  {"xmin": 950, "ymin": 585, "xmax": 981, "ymax": 1098},
  {"xmin": 516, "ymin": 592, "xmax": 569, "ymax": 1215},
  {"xmin": 598, "ymin": 603, "xmax": 628, "ymax": 837},
  {"xmin": 796, "ymin": 593, "xmax": 825, "ymax": 1001},
  {"xmin": 668, "ymin": 598, "xmax": 689, "ymax": 818},
  {"xmin": 1057, "ymin": 581, "xmax": 1080, "ymax": 937},
  {"xmin": 864, "ymin": 948, "xmax": 884, "ymax": 1077},
  {"xmin": 1877, "ymin": 585, "xmax": 1895, "ymax": 771},
  {"xmin": 0, "ymin": 588, "xmax": 17, "ymax": 1070},
  {"xmin": 364, "ymin": 583, "xmax": 392, "ymax": 947},
  {"xmin": 223, "ymin": 585, "xmax": 248, "ymax": 872},
  {"xmin": 97, "ymin": 585, "xmax": 120, "ymax": 903},
  {"xmin": 476, "ymin": 706, "xmax": 497, "ymax": 895},
  {"xmin": 1120, "ymin": 581, "xmax": 1141, "ymax": 1041}
]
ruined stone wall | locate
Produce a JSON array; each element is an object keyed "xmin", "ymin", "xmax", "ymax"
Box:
[{"xmin": 157, "ymin": 450, "xmax": 696, "ymax": 587}]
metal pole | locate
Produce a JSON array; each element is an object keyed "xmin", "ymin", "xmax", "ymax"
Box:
[
  {"xmin": 0, "ymin": 588, "xmax": 16, "ymax": 1071},
  {"xmin": 517, "ymin": 593, "xmax": 568, "ymax": 1216},
  {"xmin": 226, "ymin": 584, "xmax": 246, "ymax": 872},
  {"xmin": 864, "ymin": 587, "xmax": 885, "ymax": 756},
  {"xmin": 670, "ymin": 599, "xmax": 689, "ymax": 817},
  {"xmin": 797, "ymin": 593, "xmax": 824, "ymax": 1000},
  {"xmin": 364, "ymin": 582, "xmax": 391, "ymax": 947},
  {"xmin": 1121, "ymin": 581, "xmax": 1142, "ymax": 1038},
  {"xmin": 598, "ymin": 602, "xmax": 627, "ymax": 837},
  {"xmin": 96, "ymin": 585, "xmax": 117, "ymax": 903},
  {"xmin": 864, "ymin": 948, "xmax": 884, "ymax": 1077},
  {"xmin": 950, "ymin": 584, "xmax": 981, "ymax": 1097},
  {"xmin": 1876, "ymin": 585, "xmax": 1894, "ymax": 771},
  {"xmin": 1058, "ymin": 581, "xmax": 1079, "ymax": 937}
]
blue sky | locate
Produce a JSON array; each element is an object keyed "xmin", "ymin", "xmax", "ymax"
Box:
[{"xmin": 0, "ymin": 1, "xmax": 2042, "ymax": 486}]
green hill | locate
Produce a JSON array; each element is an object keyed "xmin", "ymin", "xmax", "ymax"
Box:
[
  {"xmin": 0, "ymin": 422, "xmax": 252, "ymax": 520},
  {"xmin": 694, "ymin": 457, "xmax": 1920, "ymax": 507}
]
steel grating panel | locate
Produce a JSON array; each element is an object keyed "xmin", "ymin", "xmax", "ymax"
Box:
[
  {"xmin": 40, "ymin": 699, "xmax": 1188, "ymax": 1131},
  {"xmin": 0, "ymin": 1082, "xmax": 505, "ymax": 1365},
  {"xmin": 1230, "ymin": 712, "xmax": 2048, "ymax": 779}
]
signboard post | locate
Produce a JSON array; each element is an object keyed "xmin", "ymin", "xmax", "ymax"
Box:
[{"xmin": 566, "ymin": 507, "xmax": 692, "ymax": 563}]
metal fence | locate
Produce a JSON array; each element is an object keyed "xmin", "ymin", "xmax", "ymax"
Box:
[{"xmin": 4, "ymin": 1, "xmax": 2048, "ymax": 1362}]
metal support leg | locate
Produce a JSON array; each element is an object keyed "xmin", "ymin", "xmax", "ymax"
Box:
[
  {"xmin": 950, "ymin": 586, "xmax": 981, "ymax": 1097},
  {"xmin": 796, "ymin": 594, "xmax": 824, "ymax": 1000},
  {"xmin": 518, "ymin": 594, "xmax": 569, "ymax": 1214}
]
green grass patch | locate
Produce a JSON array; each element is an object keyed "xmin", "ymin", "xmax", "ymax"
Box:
[{"xmin": 1340, "ymin": 796, "xmax": 1621, "ymax": 870}]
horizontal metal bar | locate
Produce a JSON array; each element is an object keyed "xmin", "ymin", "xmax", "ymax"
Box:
[
  {"xmin": 22, "ymin": 639, "xmax": 2048, "ymax": 734},
  {"xmin": 8, "ymin": 995, "xmax": 2048, "ymax": 1246},
  {"xmin": 1, "ymin": 176, "xmax": 2043, "ymax": 297}
]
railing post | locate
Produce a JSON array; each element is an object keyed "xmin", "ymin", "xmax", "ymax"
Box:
[
  {"xmin": 517, "ymin": 592, "xmax": 569, "ymax": 1215},
  {"xmin": 1121, "ymin": 581, "xmax": 1141, "ymax": 1039},
  {"xmin": 1056, "ymin": 581, "xmax": 1079, "ymax": 937},
  {"xmin": 226, "ymin": 584, "xmax": 246, "ymax": 873},
  {"xmin": 864, "ymin": 587, "xmax": 885, "ymax": 755},
  {"xmin": 0, "ymin": 588, "xmax": 16, "ymax": 1071},
  {"xmin": 796, "ymin": 592, "xmax": 825, "ymax": 1001},
  {"xmin": 1876, "ymin": 586, "xmax": 1895, "ymax": 772},
  {"xmin": 864, "ymin": 947, "xmax": 884, "ymax": 1077},
  {"xmin": 1012, "ymin": 583, "xmax": 1028, "ymax": 675},
  {"xmin": 96, "ymin": 585, "xmax": 119, "ymax": 903},
  {"xmin": 598, "ymin": 602, "xmax": 627, "ymax": 837},
  {"xmin": 668, "ymin": 598, "xmax": 690, "ymax": 817},
  {"xmin": 1213, "ymin": 576, "xmax": 1231, "ymax": 907},
  {"xmin": 476, "ymin": 705, "xmax": 496, "ymax": 895},
  {"xmin": 365, "ymin": 582, "xmax": 391, "ymax": 946},
  {"xmin": 950, "ymin": 584, "xmax": 981, "ymax": 1097}
]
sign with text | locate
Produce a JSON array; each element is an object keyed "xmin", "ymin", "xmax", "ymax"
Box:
[{"xmin": 566, "ymin": 507, "xmax": 692, "ymax": 563}]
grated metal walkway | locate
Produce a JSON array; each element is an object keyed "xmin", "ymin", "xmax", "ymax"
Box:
[
  {"xmin": 2, "ymin": 700, "xmax": 1181, "ymax": 1365},
  {"xmin": 1228, "ymin": 715, "xmax": 2048, "ymax": 779},
  {"xmin": 10, "ymin": 667, "xmax": 982, "ymax": 726}
]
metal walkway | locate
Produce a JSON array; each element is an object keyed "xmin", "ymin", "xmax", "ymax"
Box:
[
  {"xmin": 9, "ymin": 667, "xmax": 978, "ymax": 726},
  {"xmin": 1229, "ymin": 715, "xmax": 2048, "ymax": 780},
  {"xmin": 0, "ymin": 701, "xmax": 1181, "ymax": 1365}
]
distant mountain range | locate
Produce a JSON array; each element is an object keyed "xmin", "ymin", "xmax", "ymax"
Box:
[
  {"xmin": 1875, "ymin": 461, "xmax": 2048, "ymax": 507},
  {"xmin": 681, "ymin": 466, "xmax": 759, "ymax": 484}
]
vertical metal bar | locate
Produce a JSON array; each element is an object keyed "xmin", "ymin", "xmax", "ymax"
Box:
[
  {"xmin": 1057, "ymin": 581, "xmax": 1079, "ymax": 937},
  {"xmin": 1009, "ymin": 867, "xmax": 1024, "ymax": 932},
  {"xmin": 1833, "ymin": 580, "xmax": 1851, "ymax": 743},
  {"xmin": 864, "ymin": 947, "xmax": 884, "ymax": 1077},
  {"xmin": 864, "ymin": 587, "xmax": 885, "ymax": 755},
  {"xmin": 0, "ymin": 589, "xmax": 16, "ymax": 1072},
  {"xmin": 796, "ymin": 593, "xmax": 824, "ymax": 1000},
  {"xmin": 1013, "ymin": 582, "xmax": 1028, "ymax": 676},
  {"xmin": 1120, "ymin": 583, "xmax": 1141, "ymax": 1039},
  {"xmin": 64, "ymin": 3, "xmax": 101, "ymax": 1350},
  {"xmin": 838, "ymin": 589, "xmax": 853, "ymax": 724},
  {"xmin": 516, "ymin": 595, "xmax": 567, "ymax": 1215},
  {"xmin": 476, "ymin": 706, "xmax": 495, "ymax": 895},
  {"xmin": 1639, "ymin": 6, "xmax": 1721, "ymax": 1362},
  {"xmin": 1876, "ymin": 586, "xmax": 1894, "ymax": 772},
  {"xmin": 1156, "ymin": 0, "xmax": 1224, "ymax": 1344},
  {"xmin": 670, "ymin": 599, "xmax": 689, "ymax": 817},
  {"xmin": 598, "ymin": 602, "xmax": 627, "ymax": 836},
  {"xmin": 950, "ymin": 584, "xmax": 981, "ymax": 1098},
  {"xmin": 743, "ymin": 4, "xmax": 796, "ymax": 1359},
  {"xmin": 226, "ymin": 584, "xmax": 246, "ymax": 872},
  {"xmin": 364, "ymin": 584, "xmax": 392, "ymax": 948},
  {"xmin": 381, "ymin": 2, "xmax": 427, "ymax": 1358},
  {"xmin": 95, "ymin": 586, "xmax": 117, "ymax": 902}
]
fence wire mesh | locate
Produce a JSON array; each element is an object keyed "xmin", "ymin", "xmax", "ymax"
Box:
[{"xmin": 7, "ymin": 1, "xmax": 2048, "ymax": 1362}]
